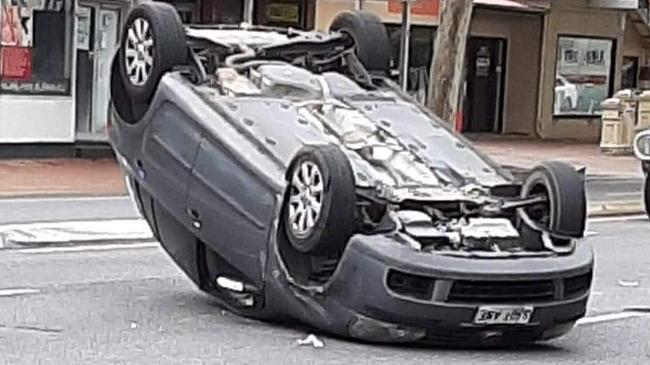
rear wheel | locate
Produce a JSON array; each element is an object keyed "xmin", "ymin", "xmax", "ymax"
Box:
[
  {"xmin": 643, "ymin": 175, "xmax": 650, "ymax": 217},
  {"xmin": 119, "ymin": 2, "xmax": 186, "ymax": 104},
  {"xmin": 329, "ymin": 11, "xmax": 392, "ymax": 74}
]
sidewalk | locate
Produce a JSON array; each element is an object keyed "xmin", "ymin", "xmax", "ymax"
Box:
[
  {"xmin": 0, "ymin": 159, "xmax": 126, "ymax": 198},
  {"xmin": 0, "ymin": 138, "xmax": 643, "ymax": 215},
  {"xmin": 0, "ymin": 138, "xmax": 642, "ymax": 196},
  {"xmin": 470, "ymin": 135, "xmax": 643, "ymax": 179}
]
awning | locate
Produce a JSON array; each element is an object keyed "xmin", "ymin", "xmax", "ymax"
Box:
[
  {"xmin": 386, "ymin": 0, "xmax": 550, "ymax": 17},
  {"xmin": 473, "ymin": 0, "xmax": 550, "ymax": 13}
]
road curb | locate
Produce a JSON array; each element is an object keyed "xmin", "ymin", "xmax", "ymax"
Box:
[
  {"xmin": 588, "ymin": 201, "xmax": 646, "ymax": 218},
  {"xmin": 0, "ymin": 219, "xmax": 154, "ymax": 250}
]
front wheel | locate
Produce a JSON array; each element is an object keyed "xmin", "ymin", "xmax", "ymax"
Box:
[
  {"xmin": 282, "ymin": 145, "xmax": 357, "ymax": 255},
  {"xmin": 643, "ymin": 175, "xmax": 650, "ymax": 218},
  {"xmin": 519, "ymin": 161, "xmax": 587, "ymax": 238}
]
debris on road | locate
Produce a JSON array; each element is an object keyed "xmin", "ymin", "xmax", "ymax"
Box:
[
  {"xmin": 617, "ymin": 279, "xmax": 640, "ymax": 287},
  {"xmin": 296, "ymin": 334, "xmax": 325, "ymax": 348}
]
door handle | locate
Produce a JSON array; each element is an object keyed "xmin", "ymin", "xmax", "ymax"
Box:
[
  {"xmin": 187, "ymin": 209, "xmax": 202, "ymax": 230},
  {"xmin": 188, "ymin": 209, "xmax": 199, "ymax": 219}
]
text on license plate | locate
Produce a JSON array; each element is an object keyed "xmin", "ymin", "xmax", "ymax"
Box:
[{"xmin": 473, "ymin": 305, "xmax": 534, "ymax": 324}]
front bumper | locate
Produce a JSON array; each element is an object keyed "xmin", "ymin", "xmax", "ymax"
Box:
[{"xmin": 272, "ymin": 233, "xmax": 594, "ymax": 345}]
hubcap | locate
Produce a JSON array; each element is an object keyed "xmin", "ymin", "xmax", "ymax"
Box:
[
  {"xmin": 124, "ymin": 17, "xmax": 154, "ymax": 86},
  {"xmin": 289, "ymin": 161, "xmax": 324, "ymax": 237}
]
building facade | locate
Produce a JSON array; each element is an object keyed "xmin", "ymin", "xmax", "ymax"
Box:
[
  {"xmin": 0, "ymin": 0, "xmax": 130, "ymax": 143},
  {"xmin": 316, "ymin": 0, "xmax": 650, "ymax": 141},
  {"xmin": 1, "ymin": 0, "xmax": 649, "ymax": 143},
  {"xmin": 0, "ymin": 0, "xmax": 315, "ymax": 144}
]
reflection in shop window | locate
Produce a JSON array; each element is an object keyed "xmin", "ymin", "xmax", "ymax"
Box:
[
  {"xmin": 384, "ymin": 24, "xmax": 436, "ymax": 103},
  {"xmin": 0, "ymin": 0, "xmax": 73, "ymax": 95},
  {"xmin": 554, "ymin": 36, "xmax": 614, "ymax": 116},
  {"xmin": 265, "ymin": 0, "xmax": 302, "ymax": 28}
]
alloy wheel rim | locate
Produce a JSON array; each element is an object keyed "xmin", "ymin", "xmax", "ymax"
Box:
[
  {"xmin": 289, "ymin": 161, "xmax": 324, "ymax": 237},
  {"xmin": 124, "ymin": 17, "xmax": 154, "ymax": 86}
]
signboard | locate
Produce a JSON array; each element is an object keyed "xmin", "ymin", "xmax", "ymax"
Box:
[
  {"xmin": 76, "ymin": 6, "xmax": 91, "ymax": 51},
  {"xmin": 266, "ymin": 2, "xmax": 300, "ymax": 24},
  {"xmin": 388, "ymin": 0, "xmax": 440, "ymax": 16},
  {"xmin": 588, "ymin": 0, "xmax": 639, "ymax": 9},
  {"xmin": 0, "ymin": 46, "xmax": 32, "ymax": 80},
  {"xmin": 1, "ymin": 5, "xmax": 33, "ymax": 47}
]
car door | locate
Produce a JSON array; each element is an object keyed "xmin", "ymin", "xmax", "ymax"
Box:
[
  {"xmin": 140, "ymin": 103, "xmax": 203, "ymax": 227},
  {"xmin": 186, "ymin": 135, "xmax": 278, "ymax": 287}
]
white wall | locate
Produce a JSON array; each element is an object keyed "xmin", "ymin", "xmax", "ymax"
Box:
[{"xmin": 0, "ymin": 95, "xmax": 75, "ymax": 143}]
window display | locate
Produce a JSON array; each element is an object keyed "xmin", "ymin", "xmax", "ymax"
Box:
[
  {"xmin": 0, "ymin": 0, "xmax": 72, "ymax": 95},
  {"xmin": 384, "ymin": 24, "xmax": 436, "ymax": 103},
  {"xmin": 554, "ymin": 36, "xmax": 614, "ymax": 116}
]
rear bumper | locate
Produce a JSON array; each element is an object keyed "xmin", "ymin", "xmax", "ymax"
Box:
[{"xmin": 278, "ymin": 234, "xmax": 593, "ymax": 344}]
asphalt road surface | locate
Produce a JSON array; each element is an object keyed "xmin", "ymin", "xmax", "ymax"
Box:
[
  {"xmin": 0, "ymin": 216, "xmax": 648, "ymax": 364},
  {"xmin": 587, "ymin": 176, "xmax": 645, "ymax": 206}
]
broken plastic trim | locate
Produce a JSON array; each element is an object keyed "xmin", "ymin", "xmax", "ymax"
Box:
[
  {"xmin": 517, "ymin": 208, "xmax": 576, "ymax": 254},
  {"xmin": 348, "ymin": 313, "xmax": 426, "ymax": 343}
]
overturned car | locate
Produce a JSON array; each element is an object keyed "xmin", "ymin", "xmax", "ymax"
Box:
[{"xmin": 109, "ymin": 2, "xmax": 594, "ymax": 346}]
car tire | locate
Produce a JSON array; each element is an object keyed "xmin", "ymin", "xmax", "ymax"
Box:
[
  {"xmin": 110, "ymin": 54, "xmax": 139, "ymax": 123},
  {"xmin": 119, "ymin": 2, "xmax": 186, "ymax": 104},
  {"xmin": 520, "ymin": 161, "xmax": 586, "ymax": 238},
  {"xmin": 282, "ymin": 145, "xmax": 356, "ymax": 255},
  {"xmin": 329, "ymin": 11, "xmax": 392, "ymax": 74},
  {"xmin": 643, "ymin": 175, "xmax": 650, "ymax": 218}
]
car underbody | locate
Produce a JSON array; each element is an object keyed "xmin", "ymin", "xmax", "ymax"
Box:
[{"xmin": 109, "ymin": 4, "xmax": 593, "ymax": 346}]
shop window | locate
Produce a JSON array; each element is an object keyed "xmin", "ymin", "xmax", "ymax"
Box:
[
  {"xmin": 220, "ymin": 0, "xmax": 244, "ymax": 24},
  {"xmin": 384, "ymin": 24, "xmax": 436, "ymax": 102},
  {"xmin": 1, "ymin": 0, "xmax": 73, "ymax": 95},
  {"xmin": 554, "ymin": 36, "xmax": 614, "ymax": 116},
  {"xmin": 162, "ymin": 0, "xmax": 200, "ymax": 23}
]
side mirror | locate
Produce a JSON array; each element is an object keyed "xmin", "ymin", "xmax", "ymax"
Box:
[{"xmin": 634, "ymin": 129, "xmax": 650, "ymax": 161}]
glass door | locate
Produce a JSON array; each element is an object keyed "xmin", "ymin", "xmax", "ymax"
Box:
[{"xmin": 75, "ymin": 4, "xmax": 120, "ymax": 141}]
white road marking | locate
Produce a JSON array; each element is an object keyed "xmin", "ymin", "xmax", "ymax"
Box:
[
  {"xmin": 0, "ymin": 219, "xmax": 153, "ymax": 247},
  {"xmin": 589, "ymin": 214, "xmax": 648, "ymax": 223},
  {"xmin": 19, "ymin": 242, "xmax": 159, "ymax": 254},
  {"xmin": 0, "ymin": 288, "xmax": 40, "ymax": 297},
  {"xmin": 604, "ymin": 192, "xmax": 642, "ymax": 197},
  {"xmin": 576, "ymin": 311, "xmax": 650, "ymax": 326}
]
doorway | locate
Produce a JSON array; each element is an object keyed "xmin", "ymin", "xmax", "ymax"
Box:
[
  {"xmin": 75, "ymin": 4, "xmax": 121, "ymax": 141},
  {"xmin": 622, "ymin": 56, "xmax": 639, "ymax": 89},
  {"xmin": 464, "ymin": 37, "xmax": 506, "ymax": 133}
]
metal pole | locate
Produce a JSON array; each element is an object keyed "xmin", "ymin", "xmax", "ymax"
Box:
[
  {"xmin": 398, "ymin": 0, "xmax": 412, "ymax": 91},
  {"xmin": 243, "ymin": 0, "xmax": 255, "ymax": 24}
]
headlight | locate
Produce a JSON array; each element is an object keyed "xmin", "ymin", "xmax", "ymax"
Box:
[{"xmin": 634, "ymin": 130, "xmax": 650, "ymax": 161}]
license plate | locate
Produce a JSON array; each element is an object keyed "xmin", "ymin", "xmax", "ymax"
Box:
[{"xmin": 473, "ymin": 305, "xmax": 534, "ymax": 324}]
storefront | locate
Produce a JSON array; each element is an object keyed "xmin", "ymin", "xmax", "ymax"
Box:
[
  {"xmin": 0, "ymin": 0, "xmax": 129, "ymax": 143},
  {"xmin": 0, "ymin": 0, "xmax": 76, "ymax": 142},
  {"xmin": 170, "ymin": 0, "xmax": 316, "ymax": 28},
  {"xmin": 1, "ymin": 0, "xmax": 647, "ymax": 143},
  {"xmin": 316, "ymin": 0, "xmax": 647, "ymax": 141}
]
